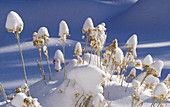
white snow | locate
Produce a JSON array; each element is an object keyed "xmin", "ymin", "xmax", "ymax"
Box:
[
  {"xmin": 5, "ymin": 11, "xmax": 23, "ymax": 33},
  {"xmin": 125, "ymin": 34, "xmax": 138, "ymax": 49},
  {"xmin": 59, "ymin": 20, "xmax": 69, "ymax": 41},
  {"xmin": 142, "ymin": 54, "xmax": 153, "ymax": 66},
  {"xmin": 37, "ymin": 27, "xmax": 49, "ymax": 38},
  {"xmin": 67, "ymin": 65, "xmax": 105, "ymax": 95},
  {"xmin": 153, "ymin": 83, "xmax": 168, "ymax": 97},
  {"xmin": 82, "ymin": 17, "xmax": 94, "ymax": 33},
  {"xmin": 53, "ymin": 50, "xmax": 64, "ymax": 64},
  {"xmin": 11, "ymin": 93, "xmax": 27, "ymax": 107},
  {"xmin": 134, "ymin": 59, "xmax": 142, "ymax": 69},
  {"xmin": 145, "ymin": 75, "xmax": 159, "ymax": 86},
  {"xmin": 150, "ymin": 60, "xmax": 164, "ymax": 77}
]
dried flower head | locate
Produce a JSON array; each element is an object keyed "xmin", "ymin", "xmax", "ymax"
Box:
[
  {"xmin": 37, "ymin": 27, "xmax": 49, "ymax": 38},
  {"xmin": 59, "ymin": 20, "xmax": 69, "ymax": 41},
  {"xmin": 129, "ymin": 68, "xmax": 136, "ymax": 77},
  {"xmin": 153, "ymin": 83, "xmax": 168, "ymax": 97},
  {"xmin": 74, "ymin": 42, "xmax": 82, "ymax": 56},
  {"xmin": 53, "ymin": 50, "xmax": 64, "ymax": 64},
  {"xmin": 134, "ymin": 59, "xmax": 142, "ymax": 69},
  {"xmin": 6, "ymin": 11, "xmax": 23, "ymax": 33},
  {"xmin": 82, "ymin": 17, "xmax": 94, "ymax": 33},
  {"xmin": 143, "ymin": 54, "xmax": 153, "ymax": 67},
  {"xmin": 149, "ymin": 60, "xmax": 164, "ymax": 77},
  {"xmin": 125, "ymin": 34, "xmax": 137, "ymax": 50},
  {"xmin": 54, "ymin": 59, "xmax": 62, "ymax": 72}
]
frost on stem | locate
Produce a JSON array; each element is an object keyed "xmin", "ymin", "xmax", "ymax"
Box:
[{"xmin": 5, "ymin": 11, "xmax": 23, "ymax": 33}]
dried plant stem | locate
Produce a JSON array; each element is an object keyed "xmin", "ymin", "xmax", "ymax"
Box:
[
  {"xmin": 38, "ymin": 48, "xmax": 45, "ymax": 81},
  {"xmin": 100, "ymin": 49, "xmax": 102, "ymax": 68},
  {"xmin": 75, "ymin": 94, "xmax": 84, "ymax": 107},
  {"xmin": 150, "ymin": 99, "xmax": 156, "ymax": 107},
  {"xmin": 83, "ymin": 33, "xmax": 89, "ymax": 64},
  {"xmin": 89, "ymin": 47, "xmax": 93, "ymax": 64},
  {"xmin": 121, "ymin": 67, "xmax": 128, "ymax": 86},
  {"xmin": 0, "ymin": 82, "xmax": 8, "ymax": 104},
  {"xmin": 15, "ymin": 32, "xmax": 30, "ymax": 96},
  {"xmin": 140, "ymin": 74, "xmax": 148, "ymax": 86},
  {"xmin": 45, "ymin": 54, "xmax": 52, "ymax": 80},
  {"xmin": 125, "ymin": 78, "xmax": 131, "ymax": 92},
  {"xmin": 36, "ymin": 60, "xmax": 46, "ymax": 84},
  {"xmin": 63, "ymin": 41, "xmax": 66, "ymax": 80}
]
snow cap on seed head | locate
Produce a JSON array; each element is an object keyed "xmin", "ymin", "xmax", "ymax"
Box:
[
  {"xmin": 145, "ymin": 75, "xmax": 159, "ymax": 86},
  {"xmin": 153, "ymin": 83, "xmax": 168, "ymax": 97},
  {"xmin": 150, "ymin": 60, "xmax": 164, "ymax": 77},
  {"xmin": 59, "ymin": 20, "xmax": 69, "ymax": 41},
  {"xmin": 82, "ymin": 17, "xmax": 94, "ymax": 33},
  {"xmin": 92, "ymin": 93, "xmax": 108, "ymax": 107},
  {"xmin": 113, "ymin": 47, "xmax": 124, "ymax": 65},
  {"xmin": 53, "ymin": 50, "xmax": 64, "ymax": 64},
  {"xmin": 134, "ymin": 59, "xmax": 142, "ymax": 69},
  {"xmin": 143, "ymin": 54, "xmax": 153, "ymax": 66},
  {"xmin": 74, "ymin": 42, "xmax": 82, "ymax": 56},
  {"xmin": 54, "ymin": 59, "xmax": 62, "ymax": 72},
  {"xmin": 129, "ymin": 68, "xmax": 136, "ymax": 77},
  {"xmin": 125, "ymin": 34, "xmax": 137, "ymax": 50},
  {"xmin": 11, "ymin": 93, "xmax": 27, "ymax": 107},
  {"xmin": 6, "ymin": 11, "xmax": 23, "ymax": 33},
  {"xmin": 37, "ymin": 27, "xmax": 49, "ymax": 38}
]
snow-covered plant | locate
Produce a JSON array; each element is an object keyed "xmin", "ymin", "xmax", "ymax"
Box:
[
  {"xmin": 140, "ymin": 60, "xmax": 164, "ymax": 86},
  {"xmin": 142, "ymin": 54, "xmax": 153, "ymax": 68},
  {"xmin": 5, "ymin": 11, "xmax": 23, "ymax": 33},
  {"xmin": 131, "ymin": 79, "xmax": 143, "ymax": 107},
  {"xmin": 33, "ymin": 26, "xmax": 52, "ymax": 80},
  {"xmin": 10, "ymin": 90, "xmax": 41, "ymax": 107},
  {"xmin": 82, "ymin": 17, "xmax": 94, "ymax": 64},
  {"xmin": 144, "ymin": 75, "xmax": 159, "ymax": 90},
  {"xmin": 125, "ymin": 68, "xmax": 136, "ymax": 92},
  {"xmin": 151, "ymin": 83, "xmax": 169, "ymax": 107},
  {"xmin": 53, "ymin": 50, "xmax": 64, "ymax": 72},
  {"xmin": 74, "ymin": 42, "xmax": 83, "ymax": 65},
  {"xmin": 5, "ymin": 11, "xmax": 30, "ymax": 96},
  {"xmin": 164, "ymin": 74, "xmax": 170, "ymax": 88},
  {"xmin": 92, "ymin": 93, "xmax": 108, "ymax": 107},
  {"xmin": 58, "ymin": 20, "xmax": 70, "ymax": 80},
  {"xmin": 120, "ymin": 34, "xmax": 137, "ymax": 86},
  {"xmin": 38, "ymin": 27, "xmax": 51, "ymax": 80}
]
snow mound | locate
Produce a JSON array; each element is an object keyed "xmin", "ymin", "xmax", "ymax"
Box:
[{"xmin": 67, "ymin": 65, "xmax": 106, "ymax": 95}]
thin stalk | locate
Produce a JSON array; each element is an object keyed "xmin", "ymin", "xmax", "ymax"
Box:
[
  {"xmin": 140, "ymin": 74, "xmax": 148, "ymax": 86},
  {"xmin": 100, "ymin": 49, "xmax": 102, "ymax": 69},
  {"xmin": 121, "ymin": 67, "xmax": 128, "ymax": 86},
  {"xmin": 38, "ymin": 48, "xmax": 45, "ymax": 81},
  {"xmin": 63, "ymin": 41, "xmax": 66, "ymax": 80},
  {"xmin": 89, "ymin": 47, "xmax": 93, "ymax": 64},
  {"xmin": 15, "ymin": 32, "xmax": 30, "ymax": 96},
  {"xmin": 131, "ymin": 97, "xmax": 134, "ymax": 107},
  {"xmin": 36, "ymin": 60, "xmax": 46, "ymax": 84},
  {"xmin": 83, "ymin": 33, "xmax": 89, "ymax": 64},
  {"xmin": 0, "ymin": 82, "xmax": 8, "ymax": 104},
  {"xmin": 125, "ymin": 78, "xmax": 132, "ymax": 92},
  {"xmin": 75, "ymin": 95, "xmax": 84, "ymax": 107},
  {"xmin": 150, "ymin": 99, "xmax": 156, "ymax": 107},
  {"xmin": 46, "ymin": 55, "xmax": 52, "ymax": 80}
]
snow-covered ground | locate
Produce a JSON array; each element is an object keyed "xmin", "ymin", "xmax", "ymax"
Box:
[{"xmin": 0, "ymin": 0, "xmax": 170, "ymax": 107}]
